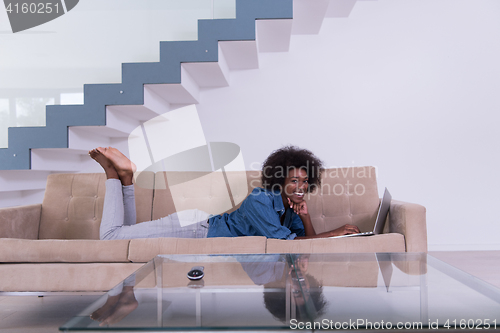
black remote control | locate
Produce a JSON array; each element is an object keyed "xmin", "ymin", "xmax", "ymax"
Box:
[{"xmin": 187, "ymin": 266, "xmax": 204, "ymax": 280}]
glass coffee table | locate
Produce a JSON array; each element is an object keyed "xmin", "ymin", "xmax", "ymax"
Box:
[{"xmin": 60, "ymin": 253, "xmax": 500, "ymax": 331}]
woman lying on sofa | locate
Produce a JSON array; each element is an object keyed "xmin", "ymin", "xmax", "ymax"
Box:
[{"xmin": 90, "ymin": 146, "xmax": 360, "ymax": 240}]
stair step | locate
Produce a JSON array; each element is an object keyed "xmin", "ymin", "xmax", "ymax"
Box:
[
  {"xmin": 326, "ymin": 0, "xmax": 357, "ymax": 18},
  {"xmin": 256, "ymin": 19, "xmax": 293, "ymax": 53},
  {"xmin": 219, "ymin": 40, "xmax": 259, "ymax": 70},
  {"xmin": 145, "ymin": 67, "xmax": 200, "ymax": 104},
  {"xmin": 68, "ymin": 128, "xmax": 112, "ymax": 152},
  {"xmin": 0, "ymin": 170, "xmax": 51, "ymax": 192},
  {"xmin": 292, "ymin": 0, "xmax": 330, "ymax": 35},
  {"xmin": 63, "ymin": 107, "xmax": 141, "ymax": 148},
  {"xmin": 182, "ymin": 45, "xmax": 231, "ymax": 88},
  {"xmin": 31, "ymin": 148, "xmax": 98, "ymax": 172},
  {"xmin": 103, "ymin": 104, "xmax": 161, "ymax": 122},
  {"xmin": 144, "ymin": 85, "xmax": 171, "ymax": 115}
]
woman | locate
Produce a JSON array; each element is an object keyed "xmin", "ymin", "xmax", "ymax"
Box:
[{"xmin": 91, "ymin": 146, "xmax": 359, "ymax": 240}]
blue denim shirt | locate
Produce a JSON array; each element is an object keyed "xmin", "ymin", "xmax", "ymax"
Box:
[
  {"xmin": 238, "ymin": 254, "xmax": 286, "ymax": 285},
  {"xmin": 207, "ymin": 187, "xmax": 305, "ymax": 240}
]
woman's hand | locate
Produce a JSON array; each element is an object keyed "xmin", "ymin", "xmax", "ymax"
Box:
[
  {"xmin": 287, "ymin": 198, "xmax": 308, "ymax": 216},
  {"xmin": 328, "ymin": 224, "xmax": 360, "ymax": 237},
  {"xmin": 294, "ymin": 223, "xmax": 361, "ymax": 240}
]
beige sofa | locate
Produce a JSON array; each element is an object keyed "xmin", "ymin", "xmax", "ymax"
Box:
[{"xmin": 0, "ymin": 167, "xmax": 426, "ymax": 292}]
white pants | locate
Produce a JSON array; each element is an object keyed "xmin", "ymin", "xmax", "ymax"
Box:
[{"xmin": 100, "ymin": 179, "xmax": 210, "ymax": 240}]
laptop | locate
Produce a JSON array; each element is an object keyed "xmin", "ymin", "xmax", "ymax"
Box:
[{"xmin": 329, "ymin": 188, "xmax": 392, "ymax": 239}]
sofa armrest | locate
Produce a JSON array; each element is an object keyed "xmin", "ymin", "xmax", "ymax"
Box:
[
  {"xmin": 388, "ymin": 200, "xmax": 427, "ymax": 253},
  {"xmin": 0, "ymin": 204, "xmax": 41, "ymax": 239}
]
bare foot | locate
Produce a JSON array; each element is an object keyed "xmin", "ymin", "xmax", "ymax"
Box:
[
  {"xmin": 99, "ymin": 287, "xmax": 138, "ymax": 326},
  {"xmin": 90, "ymin": 295, "xmax": 120, "ymax": 322},
  {"xmin": 89, "ymin": 148, "xmax": 119, "ymax": 180},
  {"xmin": 97, "ymin": 147, "xmax": 136, "ymax": 186}
]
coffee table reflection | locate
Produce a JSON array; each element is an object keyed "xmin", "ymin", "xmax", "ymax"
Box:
[{"xmin": 60, "ymin": 253, "xmax": 500, "ymax": 331}]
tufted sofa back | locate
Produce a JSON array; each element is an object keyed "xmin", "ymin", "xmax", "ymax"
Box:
[
  {"xmin": 307, "ymin": 166, "xmax": 379, "ymax": 233},
  {"xmin": 38, "ymin": 173, "xmax": 154, "ymax": 239},
  {"xmin": 38, "ymin": 167, "xmax": 380, "ymax": 240}
]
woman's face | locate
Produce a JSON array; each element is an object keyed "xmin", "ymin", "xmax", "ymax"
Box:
[
  {"xmin": 290, "ymin": 255, "xmax": 311, "ymax": 306},
  {"xmin": 282, "ymin": 168, "xmax": 309, "ymax": 204}
]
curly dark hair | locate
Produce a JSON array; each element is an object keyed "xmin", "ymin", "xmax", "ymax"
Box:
[
  {"xmin": 261, "ymin": 146, "xmax": 324, "ymax": 193},
  {"xmin": 263, "ymin": 274, "xmax": 326, "ymax": 323}
]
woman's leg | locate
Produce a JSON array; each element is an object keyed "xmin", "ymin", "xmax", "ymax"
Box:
[
  {"xmin": 91, "ymin": 274, "xmax": 138, "ymax": 326},
  {"xmin": 89, "ymin": 148, "xmax": 126, "ymax": 239},
  {"xmin": 90, "ymin": 147, "xmax": 136, "ymax": 226},
  {"xmin": 122, "ymin": 185, "xmax": 136, "ymax": 226},
  {"xmin": 100, "ymin": 179, "xmax": 127, "ymax": 240},
  {"xmin": 91, "ymin": 147, "xmax": 210, "ymax": 240},
  {"xmin": 101, "ymin": 205, "xmax": 210, "ymax": 240}
]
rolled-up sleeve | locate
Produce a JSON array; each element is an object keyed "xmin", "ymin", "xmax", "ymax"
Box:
[{"xmin": 242, "ymin": 192, "xmax": 293, "ymax": 240}]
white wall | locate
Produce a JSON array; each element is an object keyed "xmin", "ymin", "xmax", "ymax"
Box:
[{"xmin": 196, "ymin": 0, "xmax": 500, "ymax": 251}]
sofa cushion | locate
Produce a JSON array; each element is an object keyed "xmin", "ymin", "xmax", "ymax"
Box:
[
  {"xmin": 307, "ymin": 166, "xmax": 380, "ymax": 234},
  {"xmin": 0, "ymin": 238, "xmax": 130, "ymax": 263},
  {"xmin": 266, "ymin": 233, "xmax": 406, "ymax": 253},
  {"xmin": 305, "ymin": 257, "xmax": 379, "ymax": 287},
  {"xmin": 0, "ymin": 263, "xmax": 142, "ymax": 292},
  {"xmin": 152, "ymin": 171, "xmax": 260, "ymax": 220},
  {"xmin": 128, "ymin": 236, "xmax": 267, "ymax": 262},
  {"xmin": 38, "ymin": 172, "xmax": 154, "ymax": 240},
  {"xmin": 0, "ymin": 204, "xmax": 41, "ymax": 239}
]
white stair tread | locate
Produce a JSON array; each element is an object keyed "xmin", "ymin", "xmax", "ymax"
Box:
[
  {"xmin": 256, "ymin": 19, "xmax": 293, "ymax": 53},
  {"xmin": 292, "ymin": 0, "xmax": 330, "ymax": 35},
  {"xmin": 325, "ymin": 0, "xmax": 358, "ymax": 18},
  {"xmin": 219, "ymin": 40, "xmax": 259, "ymax": 70},
  {"xmin": 0, "ymin": 170, "xmax": 52, "ymax": 192}
]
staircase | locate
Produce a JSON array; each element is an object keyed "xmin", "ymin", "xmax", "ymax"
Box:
[{"xmin": 0, "ymin": 0, "xmax": 370, "ymax": 208}]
